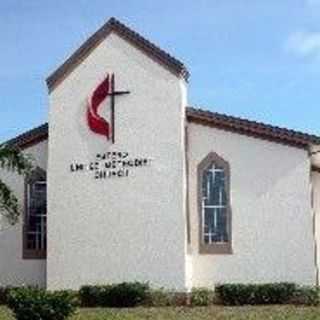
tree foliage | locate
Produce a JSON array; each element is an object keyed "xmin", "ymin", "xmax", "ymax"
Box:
[{"xmin": 0, "ymin": 144, "xmax": 33, "ymax": 225}]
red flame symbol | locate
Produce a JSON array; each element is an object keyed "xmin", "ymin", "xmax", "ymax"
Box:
[{"xmin": 87, "ymin": 75, "xmax": 111, "ymax": 139}]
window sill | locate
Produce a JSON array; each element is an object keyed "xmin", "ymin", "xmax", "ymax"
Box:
[
  {"xmin": 199, "ymin": 243, "xmax": 232, "ymax": 255},
  {"xmin": 23, "ymin": 250, "xmax": 46, "ymax": 260}
]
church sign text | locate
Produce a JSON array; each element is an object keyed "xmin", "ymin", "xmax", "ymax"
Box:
[{"xmin": 70, "ymin": 152, "xmax": 151, "ymax": 179}]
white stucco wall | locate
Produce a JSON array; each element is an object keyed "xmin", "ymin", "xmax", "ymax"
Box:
[
  {"xmin": 312, "ymin": 170, "xmax": 320, "ymax": 284},
  {"xmin": 187, "ymin": 123, "xmax": 316, "ymax": 287},
  {"xmin": 47, "ymin": 32, "xmax": 187, "ymax": 290},
  {"xmin": 0, "ymin": 140, "xmax": 47, "ymax": 287}
]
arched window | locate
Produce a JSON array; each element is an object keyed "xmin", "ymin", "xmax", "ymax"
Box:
[
  {"xmin": 23, "ymin": 167, "xmax": 46, "ymax": 259},
  {"xmin": 198, "ymin": 152, "xmax": 232, "ymax": 254}
]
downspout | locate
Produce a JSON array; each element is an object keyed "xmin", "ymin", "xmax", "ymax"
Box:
[
  {"xmin": 185, "ymin": 124, "xmax": 191, "ymax": 252},
  {"xmin": 311, "ymin": 171, "xmax": 319, "ymax": 286},
  {"xmin": 309, "ymin": 145, "xmax": 320, "ymax": 286}
]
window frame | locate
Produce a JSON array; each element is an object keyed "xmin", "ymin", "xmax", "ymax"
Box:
[
  {"xmin": 23, "ymin": 167, "xmax": 47, "ymax": 260},
  {"xmin": 198, "ymin": 152, "xmax": 232, "ymax": 254}
]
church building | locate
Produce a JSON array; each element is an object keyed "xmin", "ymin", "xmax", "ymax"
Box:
[{"xmin": 1, "ymin": 17, "xmax": 320, "ymax": 290}]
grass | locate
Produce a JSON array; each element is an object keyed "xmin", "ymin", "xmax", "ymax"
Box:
[{"xmin": 1, "ymin": 305, "xmax": 320, "ymax": 320}]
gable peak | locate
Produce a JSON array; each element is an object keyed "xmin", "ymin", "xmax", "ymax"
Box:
[{"xmin": 46, "ymin": 17, "xmax": 189, "ymax": 92}]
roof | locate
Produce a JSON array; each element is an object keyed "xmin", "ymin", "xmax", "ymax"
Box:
[
  {"xmin": 3, "ymin": 123, "xmax": 48, "ymax": 149},
  {"xmin": 4, "ymin": 107, "xmax": 320, "ymax": 150},
  {"xmin": 187, "ymin": 107, "xmax": 320, "ymax": 149},
  {"xmin": 46, "ymin": 17, "xmax": 189, "ymax": 92}
]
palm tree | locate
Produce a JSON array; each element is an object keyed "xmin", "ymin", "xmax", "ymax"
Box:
[{"xmin": 0, "ymin": 144, "xmax": 33, "ymax": 225}]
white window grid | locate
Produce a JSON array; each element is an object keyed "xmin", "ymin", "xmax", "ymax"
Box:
[
  {"xmin": 26, "ymin": 181, "xmax": 47, "ymax": 251},
  {"xmin": 202, "ymin": 163, "xmax": 227, "ymax": 244}
]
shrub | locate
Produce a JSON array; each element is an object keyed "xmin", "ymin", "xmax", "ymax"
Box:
[
  {"xmin": 107, "ymin": 282, "xmax": 149, "ymax": 307},
  {"xmin": 215, "ymin": 283, "xmax": 297, "ymax": 305},
  {"xmin": 0, "ymin": 287, "xmax": 9, "ymax": 305},
  {"xmin": 79, "ymin": 282, "xmax": 150, "ymax": 307},
  {"xmin": 146, "ymin": 288, "xmax": 173, "ymax": 307},
  {"xmin": 146, "ymin": 288, "xmax": 190, "ymax": 307},
  {"xmin": 7, "ymin": 287, "xmax": 78, "ymax": 320},
  {"xmin": 0, "ymin": 287, "xmax": 21, "ymax": 305},
  {"xmin": 291, "ymin": 286, "xmax": 320, "ymax": 306},
  {"xmin": 79, "ymin": 285, "xmax": 104, "ymax": 307},
  {"xmin": 171, "ymin": 292, "xmax": 189, "ymax": 306},
  {"xmin": 191, "ymin": 288, "xmax": 214, "ymax": 306}
]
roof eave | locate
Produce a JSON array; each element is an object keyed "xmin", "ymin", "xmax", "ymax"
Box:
[
  {"xmin": 3, "ymin": 123, "xmax": 49, "ymax": 150},
  {"xmin": 46, "ymin": 17, "xmax": 189, "ymax": 93},
  {"xmin": 186, "ymin": 107, "xmax": 320, "ymax": 150}
]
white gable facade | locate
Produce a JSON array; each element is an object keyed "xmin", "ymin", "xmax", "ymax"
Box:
[{"xmin": 1, "ymin": 18, "xmax": 320, "ymax": 290}]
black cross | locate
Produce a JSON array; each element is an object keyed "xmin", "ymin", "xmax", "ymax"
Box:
[{"xmin": 110, "ymin": 74, "xmax": 130, "ymax": 144}]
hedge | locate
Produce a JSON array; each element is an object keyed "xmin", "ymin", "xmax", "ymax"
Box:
[
  {"xmin": 0, "ymin": 287, "xmax": 10, "ymax": 305},
  {"xmin": 291, "ymin": 286, "xmax": 320, "ymax": 306},
  {"xmin": 0, "ymin": 281, "xmax": 319, "ymax": 314},
  {"xmin": 190, "ymin": 288, "xmax": 214, "ymax": 306},
  {"xmin": 79, "ymin": 282, "xmax": 150, "ymax": 307},
  {"xmin": 7, "ymin": 287, "xmax": 78, "ymax": 320},
  {"xmin": 81, "ymin": 283, "xmax": 315, "ymax": 307},
  {"xmin": 214, "ymin": 283, "xmax": 320, "ymax": 306}
]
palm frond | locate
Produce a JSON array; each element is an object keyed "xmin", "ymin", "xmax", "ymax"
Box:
[
  {"xmin": 0, "ymin": 144, "xmax": 33, "ymax": 175},
  {"xmin": 0, "ymin": 178, "xmax": 20, "ymax": 225},
  {"xmin": 0, "ymin": 144, "xmax": 34, "ymax": 225}
]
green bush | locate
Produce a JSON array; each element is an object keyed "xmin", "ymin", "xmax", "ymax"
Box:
[
  {"xmin": 146, "ymin": 288, "xmax": 190, "ymax": 307},
  {"xmin": 147, "ymin": 288, "xmax": 173, "ymax": 307},
  {"xmin": 191, "ymin": 288, "xmax": 214, "ymax": 306},
  {"xmin": 0, "ymin": 287, "xmax": 21, "ymax": 305},
  {"xmin": 107, "ymin": 282, "xmax": 149, "ymax": 307},
  {"xmin": 0, "ymin": 287, "xmax": 9, "ymax": 305},
  {"xmin": 215, "ymin": 283, "xmax": 297, "ymax": 305},
  {"xmin": 291, "ymin": 286, "xmax": 320, "ymax": 306},
  {"xmin": 79, "ymin": 282, "xmax": 150, "ymax": 307},
  {"xmin": 79, "ymin": 285, "xmax": 103, "ymax": 307},
  {"xmin": 7, "ymin": 287, "xmax": 78, "ymax": 320},
  {"xmin": 171, "ymin": 292, "xmax": 189, "ymax": 306}
]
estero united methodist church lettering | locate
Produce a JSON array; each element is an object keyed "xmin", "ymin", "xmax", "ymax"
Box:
[
  {"xmin": 70, "ymin": 152, "xmax": 151, "ymax": 179},
  {"xmin": 71, "ymin": 73, "xmax": 151, "ymax": 179},
  {"xmin": 1, "ymin": 17, "xmax": 320, "ymax": 291}
]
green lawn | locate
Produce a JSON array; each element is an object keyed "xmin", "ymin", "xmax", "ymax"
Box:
[{"xmin": 1, "ymin": 305, "xmax": 320, "ymax": 320}]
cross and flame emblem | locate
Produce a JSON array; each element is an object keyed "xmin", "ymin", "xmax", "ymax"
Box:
[{"xmin": 87, "ymin": 74, "xmax": 130, "ymax": 143}]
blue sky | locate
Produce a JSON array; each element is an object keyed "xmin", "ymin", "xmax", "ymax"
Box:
[{"xmin": 1, "ymin": 0, "xmax": 320, "ymax": 141}]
